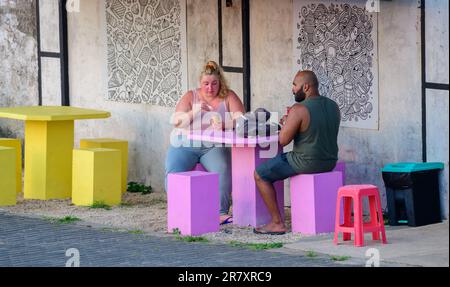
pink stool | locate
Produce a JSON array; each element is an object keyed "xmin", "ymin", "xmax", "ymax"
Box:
[
  {"xmin": 334, "ymin": 185, "xmax": 387, "ymax": 247},
  {"xmin": 290, "ymin": 171, "xmax": 343, "ymax": 234},
  {"xmin": 167, "ymin": 171, "xmax": 220, "ymax": 236},
  {"xmin": 193, "ymin": 163, "xmax": 206, "ymax": 172}
]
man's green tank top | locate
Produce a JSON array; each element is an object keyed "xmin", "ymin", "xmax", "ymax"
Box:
[{"xmin": 286, "ymin": 96, "xmax": 340, "ymax": 174}]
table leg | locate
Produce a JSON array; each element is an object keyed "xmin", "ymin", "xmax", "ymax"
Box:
[
  {"xmin": 232, "ymin": 144, "xmax": 284, "ymax": 227},
  {"xmin": 24, "ymin": 120, "xmax": 74, "ymax": 199}
]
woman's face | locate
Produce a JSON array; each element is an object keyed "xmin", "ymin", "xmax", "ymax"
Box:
[{"xmin": 200, "ymin": 75, "xmax": 220, "ymax": 97}]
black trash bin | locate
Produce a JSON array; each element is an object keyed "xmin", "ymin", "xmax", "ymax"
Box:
[{"xmin": 382, "ymin": 162, "xmax": 444, "ymax": 227}]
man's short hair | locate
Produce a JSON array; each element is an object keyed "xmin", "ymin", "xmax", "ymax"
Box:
[{"xmin": 297, "ymin": 70, "xmax": 319, "ymax": 89}]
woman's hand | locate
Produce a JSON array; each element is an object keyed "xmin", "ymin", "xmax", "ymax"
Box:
[
  {"xmin": 210, "ymin": 115, "xmax": 223, "ymax": 131},
  {"xmin": 210, "ymin": 121, "xmax": 223, "ymax": 131},
  {"xmin": 192, "ymin": 101, "xmax": 213, "ymax": 116},
  {"xmin": 200, "ymin": 101, "xmax": 213, "ymax": 112}
]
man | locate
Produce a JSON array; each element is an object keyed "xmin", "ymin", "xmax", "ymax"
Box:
[{"xmin": 253, "ymin": 70, "xmax": 341, "ymax": 235}]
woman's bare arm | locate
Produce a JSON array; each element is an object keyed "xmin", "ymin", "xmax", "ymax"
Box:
[
  {"xmin": 227, "ymin": 91, "xmax": 245, "ymax": 129},
  {"xmin": 171, "ymin": 92, "xmax": 194, "ymax": 128}
]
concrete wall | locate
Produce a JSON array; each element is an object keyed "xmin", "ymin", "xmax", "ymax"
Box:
[
  {"xmin": 0, "ymin": 0, "xmax": 38, "ymax": 138},
  {"xmin": 249, "ymin": 0, "xmax": 435, "ymax": 217},
  {"xmin": 39, "ymin": 0, "xmax": 62, "ymax": 106},
  {"xmin": 186, "ymin": 0, "xmax": 244, "ymax": 99},
  {"xmin": 186, "ymin": 0, "xmax": 218, "ymax": 89},
  {"xmin": 341, "ymin": 0, "xmax": 423, "ymax": 210},
  {"xmin": 425, "ymin": 0, "xmax": 449, "ymax": 218},
  {"xmin": 183, "ymin": 0, "xmax": 448, "ymax": 217},
  {"xmin": 1, "ymin": 0, "xmax": 448, "ymax": 218},
  {"xmin": 66, "ymin": 0, "xmax": 248, "ymax": 192},
  {"xmin": 67, "ymin": 0, "xmax": 175, "ymax": 193}
]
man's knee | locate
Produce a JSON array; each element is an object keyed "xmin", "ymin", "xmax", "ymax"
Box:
[{"xmin": 254, "ymin": 170, "xmax": 262, "ymax": 181}]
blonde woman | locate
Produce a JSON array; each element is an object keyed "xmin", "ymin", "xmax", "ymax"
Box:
[{"xmin": 165, "ymin": 61, "xmax": 245, "ymax": 225}]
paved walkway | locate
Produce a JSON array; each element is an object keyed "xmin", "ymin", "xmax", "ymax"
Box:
[
  {"xmin": 0, "ymin": 213, "xmax": 348, "ymax": 267},
  {"xmin": 283, "ymin": 220, "xmax": 449, "ymax": 267}
]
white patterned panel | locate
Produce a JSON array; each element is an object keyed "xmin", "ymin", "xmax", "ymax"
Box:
[
  {"xmin": 105, "ymin": 0, "xmax": 187, "ymax": 107},
  {"xmin": 293, "ymin": 0, "xmax": 379, "ymax": 129}
]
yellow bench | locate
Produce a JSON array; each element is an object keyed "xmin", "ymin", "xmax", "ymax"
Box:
[
  {"xmin": 0, "ymin": 146, "xmax": 16, "ymax": 206},
  {"xmin": 80, "ymin": 138, "xmax": 128, "ymax": 193},
  {"xmin": 72, "ymin": 148, "xmax": 121, "ymax": 207},
  {"xmin": 0, "ymin": 138, "xmax": 22, "ymax": 194}
]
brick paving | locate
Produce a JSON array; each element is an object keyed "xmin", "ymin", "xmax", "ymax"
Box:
[{"xmin": 0, "ymin": 213, "xmax": 348, "ymax": 267}]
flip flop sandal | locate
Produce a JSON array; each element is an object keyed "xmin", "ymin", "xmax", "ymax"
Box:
[
  {"xmin": 220, "ymin": 216, "xmax": 233, "ymax": 225},
  {"xmin": 253, "ymin": 228, "xmax": 286, "ymax": 235}
]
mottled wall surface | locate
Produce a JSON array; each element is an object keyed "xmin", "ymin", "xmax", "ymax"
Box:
[
  {"xmin": 24, "ymin": 0, "xmax": 447, "ymax": 219},
  {"xmin": 68, "ymin": 0, "xmax": 178, "ymax": 193},
  {"xmin": 250, "ymin": 0, "xmax": 293, "ymax": 117},
  {"xmin": 425, "ymin": 0, "xmax": 449, "ymax": 218},
  {"xmin": 68, "ymin": 0, "xmax": 444, "ymax": 206},
  {"xmin": 186, "ymin": 0, "xmax": 218, "ymax": 89},
  {"xmin": 334, "ymin": 0, "xmax": 423, "ymax": 212},
  {"xmin": 0, "ymin": 0, "xmax": 38, "ymax": 137},
  {"xmin": 249, "ymin": 0, "xmax": 428, "ymax": 214}
]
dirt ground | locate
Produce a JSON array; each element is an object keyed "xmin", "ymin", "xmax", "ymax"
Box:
[{"xmin": 0, "ymin": 192, "xmax": 311, "ymax": 244}]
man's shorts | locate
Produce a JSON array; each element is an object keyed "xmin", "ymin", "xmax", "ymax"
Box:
[{"xmin": 255, "ymin": 153, "xmax": 298, "ymax": 183}]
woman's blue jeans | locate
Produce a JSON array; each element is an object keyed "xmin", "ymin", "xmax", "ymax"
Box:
[{"xmin": 165, "ymin": 136, "xmax": 232, "ymax": 215}]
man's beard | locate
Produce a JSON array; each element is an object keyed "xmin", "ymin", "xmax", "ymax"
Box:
[{"xmin": 293, "ymin": 89, "xmax": 306, "ymax": 103}]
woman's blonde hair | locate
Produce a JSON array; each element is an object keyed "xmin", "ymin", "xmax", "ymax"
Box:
[{"xmin": 200, "ymin": 60, "xmax": 229, "ymax": 99}]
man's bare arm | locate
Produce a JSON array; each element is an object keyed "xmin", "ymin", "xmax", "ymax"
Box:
[{"xmin": 278, "ymin": 105, "xmax": 304, "ymax": 147}]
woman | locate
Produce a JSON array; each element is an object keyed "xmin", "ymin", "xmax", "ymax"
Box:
[{"xmin": 165, "ymin": 61, "xmax": 245, "ymax": 225}]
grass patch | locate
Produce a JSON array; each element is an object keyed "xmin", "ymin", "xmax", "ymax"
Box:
[
  {"xmin": 119, "ymin": 202, "xmax": 134, "ymax": 207},
  {"xmin": 44, "ymin": 216, "xmax": 81, "ymax": 224},
  {"xmin": 330, "ymin": 255, "xmax": 351, "ymax": 262},
  {"xmin": 101, "ymin": 227, "xmax": 123, "ymax": 232},
  {"xmin": 305, "ymin": 251, "xmax": 318, "ymax": 258},
  {"xmin": 90, "ymin": 201, "xmax": 112, "ymax": 210},
  {"xmin": 229, "ymin": 241, "xmax": 283, "ymax": 250},
  {"xmin": 172, "ymin": 228, "xmax": 209, "ymax": 243},
  {"xmin": 127, "ymin": 182, "xmax": 153, "ymax": 194},
  {"xmin": 149, "ymin": 197, "xmax": 167, "ymax": 205},
  {"xmin": 178, "ymin": 236, "xmax": 209, "ymax": 243}
]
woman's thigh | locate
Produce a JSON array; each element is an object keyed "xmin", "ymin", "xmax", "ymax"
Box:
[
  {"xmin": 165, "ymin": 145, "xmax": 201, "ymax": 173},
  {"xmin": 199, "ymin": 147, "xmax": 231, "ymax": 174}
]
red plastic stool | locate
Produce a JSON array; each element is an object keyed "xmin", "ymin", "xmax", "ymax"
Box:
[{"xmin": 334, "ymin": 185, "xmax": 387, "ymax": 247}]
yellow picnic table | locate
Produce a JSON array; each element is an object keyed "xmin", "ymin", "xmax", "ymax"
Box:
[{"xmin": 0, "ymin": 106, "xmax": 111, "ymax": 200}]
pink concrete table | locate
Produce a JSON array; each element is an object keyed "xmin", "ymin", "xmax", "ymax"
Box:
[{"xmin": 188, "ymin": 131, "xmax": 284, "ymax": 227}]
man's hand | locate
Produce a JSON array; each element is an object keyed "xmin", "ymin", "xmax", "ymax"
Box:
[
  {"xmin": 279, "ymin": 104, "xmax": 304, "ymax": 147},
  {"xmin": 279, "ymin": 114, "xmax": 288, "ymax": 126}
]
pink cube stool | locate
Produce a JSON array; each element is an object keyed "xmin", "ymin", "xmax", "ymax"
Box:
[
  {"xmin": 193, "ymin": 163, "xmax": 206, "ymax": 172},
  {"xmin": 290, "ymin": 171, "xmax": 343, "ymax": 234},
  {"xmin": 167, "ymin": 171, "xmax": 220, "ymax": 236}
]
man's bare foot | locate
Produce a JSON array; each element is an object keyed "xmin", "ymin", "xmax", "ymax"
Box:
[
  {"xmin": 253, "ymin": 222, "xmax": 287, "ymax": 235},
  {"xmin": 220, "ymin": 214, "xmax": 233, "ymax": 225}
]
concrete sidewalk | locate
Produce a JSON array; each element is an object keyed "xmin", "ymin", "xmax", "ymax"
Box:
[{"xmin": 281, "ymin": 220, "xmax": 449, "ymax": 267}]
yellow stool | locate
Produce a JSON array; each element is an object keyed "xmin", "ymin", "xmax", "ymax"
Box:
[
  {"xmin": 72, "ymin": 148, "xmax": 121, "ymax": 207},
  {"xmin": 80, "ymin": 138, "xmax": 128, "ymax": 193},
  {"xmin": 0, "ymin": 138, "xmax": 22, "ymax": 194},
  {"xmin": 0, "ymin": 147, "xmax": 16, "ymax": 206}
]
